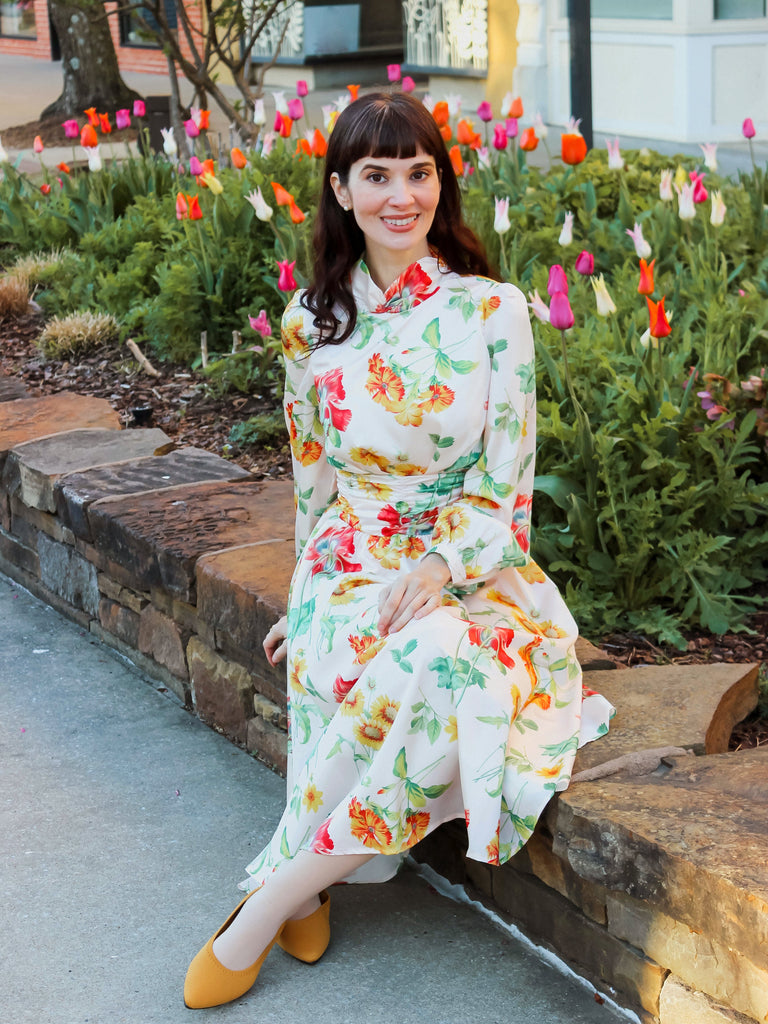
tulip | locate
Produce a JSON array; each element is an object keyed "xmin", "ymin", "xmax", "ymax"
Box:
[
  {"xmin": 606, "ymin": 137, "xmax": 623, "ymax": 170},
  {"xmin": 115, "ymin": 109, "xmax": 131, "ymax": 131},
  {"xmin": 500, "ymin": 93, "xmax": 513, "ymax": 118},
  {"xmin": 689, "ymin": 170, "xmax": 708, "ymax": 204},
  {"xmin": 675, "ymin": 182, "xmax": 696, "ymax": 220},
  {"xmin": 575, "ymin": 250, "xmax": 594, "ymax": 276},
  {"xmin": 295, "ymin": 138, "xmax": 311, "ymax": 163},
  {"xmin": 87, "ymin": 146, "xmax": 102, "ymax": 172},
  {"xmin": 0, "ymin": 137, "xmax": 7, "ymax": 163},
  {"xmin": 558, "ymin": 211, "xmax": 574, "ymax": 247},
  {"xmin": 494, "ymin": 196, "xmax": 511, "ymax": 235},
  {"xmin": 278, "ymin": 114, "xmax": 293, "ymax": 138},
  {"xmin": 561, "ymin": 129, "xmax": 587, "ymax": 165},
  {"xmin": 246, "ymin": 186, "xmax": 273, "ymax": 221},
  {"xmin": 184, "ymin": 118, "xmax": 200, "ymax": 138},
  {"xmin": 547, "ymin": 264, "xmax": 568, "ymax": 296},
  {"xmin": 432, "ymin": 101, "xmax": 449, "ymax": 127},
  {"xmin": 33, "ymin": 135, "xmax": 44, "ymax": 153},
  {"xmin": 505, "ymin": 117, "xmax": 519, "ymax": 139},
  {"xmin": 161, "ymin": 126, "xmax": 177, "ymax": 157},
  {"xmin": 659, "ymin": 169, "xmax": 674, "ymax": 201},
  {"xmin": 532, "ymin": 112, "xmax": 548, "ymax": 140},
  {"xmin": 591, "ymin": 274, "xmax": 616, "ymax": 316},
  {"xmin": 335, "ymin": 93, "xmax": 351, "ymax": 113},
  {"xmin": 253, "ymin": 99, "xmax": 266, "ymax": 126},
  {"xmin": 271, "ymin": 181, "xmax": 293, "ymax": 206},
  {"xmin": 519, "ymin": 127, "xmax": 538, "ymax": 151},
  {"xmin": 176, "ymin": 192, "xmax": 189, "ymax": 220},
  {"xmin": 710, "ymin": 190, "xmax": 727, "ymax": 227},
  {"xmin": 700, "ymin": 143, "xmax": 718, "ymax": 172},
  {"xmin": 457, "ymin": 118, "xmax": 477, "ymax": 145},
  {"xmin": 84, "ymin": 107, "xmax": 99, "ymax": 127},
  {"xmin": 277, "ymin": 258, "xmax": 297, "ymax": 291},
  {"xmin": 492, "ymin": 124, "xmax": 507, "ymax": 150},
  {"xmin": 272, "ymin": 90, "xmax": 288, "ymax": 115},
  {"xmin": 133, "ymin": 99, "xmax": 146, "ymax": 118},
  {"xmin": 440, "ymin": 125, "xmax": 452, "ymax": 142},
  {"xmin": 508, "ymin": 96, "xmax": 523, "ymax": 119},
  {"xmin": 62, "ymin": 119, "xmax": 79, "ymax": 139},
  {"xmin": 198, "ymin": 110, "xmax": 210, "ymax": 130},
  {"xmin": 99, "ymin": 113, "xmax": 112, "ymax": 134},
  {"xmin": 292, "ymin": 80, "xmax": 307, "ymax": 100},
  {"xmin": 80, "ymin": 123, "xmax": 98, "ymax": 148},
  {"xmin": 261, "ymin": 132, "xmax": 276, "ymax": 157},
  {"xmin": 189, "ymin": 155, "xmax": 203, "ymax": 176},
  {"xmin": 743, "ymin": 117, "xmax": 756, "ymax": 139},
  {"xmin": 647, "ymin": 296, "xmax": 671, "ymax": 338},
  {"xmin": 230, "ymin": 146, "xmax": 247, "ymax": 170},
  {"xmin": 40, "ymin": 183, "xmax": 51, "ymax": 195},
  {"xmin": 287, "ymin": 97, "xmax": 304, "ymax": 121},
  {"xmin": 446, "ymin": 93, "xmax": 462, "ymax": 118},
  {"xmin": 448, "ymin": 144, "xmax": 463, "ymax": 177},
  {"xmin": 637, "ymin": 257, "xmax": 655, "ymax": 296},
  {"xmin": 477, "ymin": 100, "xmax": 493, "ymax": 122},
  {"xmin": 347, "ymin": 84, "xmax": 360, "ymax": 101},
  {"xmin": 249, "ymin": 310, "xmax": 272, "ymax": 337},
  {"xmin": 202, "ymin": 171, "xmax": 223, "ymax": 195},
  {"xmin": 673, "ymin": 164, "xmax": 688, "ymax": 191},
  {"xmin": 549, "ymin": 291, "xmax": 574, "ymax": 330},
  {"xmin": 626, "ymin": 222, "xmax": 651, "ymax": 260},
  {"xmin": 402, "ymin": 76, "xmax": 415, "ymax": 93},
  {"xmin": 310, "ymin": 128, "xmax": 327, "ymax": 158},
  {"xmin": 198, "ymin": 158, "xmax": 214, "ymax": 181},
  {"xmin": 57, "ymin": 161, "xmax": 71, "ymax": 174},
  {"xmin": 527, "ymin": 288, "xmax": 551, "ymax": 324},
  {"xmin": 477, "ymin": 146, "xmax": 491, "ymax": 169},
  {"xmin": 421, "ymin": 93, "xmax": 435, "ymax": 113},
  {"xmin": 387, "ymin": 64, "xmax": 401, "ymax": 83},
  {"xmin": 288, "ymin": 197, "xmax": 305, "ymax": 223},
  {"xmin": 189, "ymin": 195, "xmax": 203, "ymax": 220}
]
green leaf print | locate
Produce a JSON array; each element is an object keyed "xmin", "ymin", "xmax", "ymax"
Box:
[
  {"xmin": 279, "ymin": 828, "xmax": 291, "ymax": 859},
  {"xmin": 541, "ymin": 736, "xmax": 580, "ymax": 758},
  {"xmin": 393, "ymin": 747, "xmax": 408, "ymax": 779},
  {"xmin": 288, "ymin": 596, "xmax": 316, "ymax": 637},
  {"xmin": 487, "ymin": 338, "xmax": 508, "ymax": 370},
  {"xmin": 515, "ymin": 362, "xmax": 536, "ymax": 394},
  {"xmin": 405, "ymin": 780, "xmax": 427, "ymax": 807},
  {"xmin": 435, "ymin": 349, "xmax": 452, "ymax": 378},
  {"xmin": 477, "ymin": 715, "xmax": 510, "ymax": 728},
  {"xmin": 450, "ymin": 358, "xmax": 478, "ymax": 375},
  {"xmin": 422, "ymin": 782, "xmax": 451, "ymax": 799},
  {"xmin": 422, "ymin": 318, "xmax": 441, "ymax": 349},
  {"xmin": 296, "ymin": 485, "xmax": 314, "ymax": 515},
  {"xmin": 426, "ymin": 716, "xmax": 442, "ymax": 744},
  {"xmin": 429, "ymin": 655, "xmax": 487, "ymax": 694}
]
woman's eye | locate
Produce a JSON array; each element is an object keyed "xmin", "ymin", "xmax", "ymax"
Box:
[{"xmin": 368, "ymin": 173, "xmax": 386, "ymax": 183}]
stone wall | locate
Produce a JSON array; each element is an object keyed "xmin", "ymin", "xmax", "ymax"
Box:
[{"xmin": 1, "ymin": 387, "xmax": 766, "ymax": 1024}]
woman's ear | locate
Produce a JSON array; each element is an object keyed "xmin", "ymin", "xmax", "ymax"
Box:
[{"xmin": 330, "ymin": 171, "xmax": 351, "ymax": 211}]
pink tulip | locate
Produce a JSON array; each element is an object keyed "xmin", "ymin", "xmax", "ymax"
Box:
[
  {"xmin": 387, "ymin": 64, "xmax": 401, "ymax": 83},
  {"xmin": 287, "ymin": 97, "xmax": 304, "ymax": 120},
  {"xmin": 505, "ymin": 117, "xmax": 519, "ymax": 139},
  {"xmin": 743, "ymin": 117, "xmax": 756, "ymax": 139},
  {"xmin": 189, "ymin": 155, "xmax": 203, "ymax": 176},
  {"xmin": 549, "ymin": 292, "xmax": 574, "ymax": 331},
  {"xmin": 527, "ymin": 289, "xmax": 551, "ymax": 324},
  {"xmin": 62, "ymin": 119, "xmax": 79, "ymax": 140},
  {"xmin": 492, "ymin": 124, "xmax": 507, "ymax": 150},
  {"xmin": 575, "ymin": 250, "xmax": 594, "ymax": 276},
  {"xmin": 547, "ymin": 264, "xmax": 568, "ymax": 296},
  {"xmin": 273, "ymin": 111, "xmax": 283, "ymax": 133},
  {"xmin": 277, "ymin": 259, "xmax": 297, "ymax": 292},
  {"xmin": 184, "ymin": 118, "xmax": 200, "ymax": 138},
  {"xmin": 477, "ymin": 100, "xmax": 493, "ymax": 123},
  {"xmin": 689, "ymin": 170, "xmax": 708, "ymax": 204},
  {"xmin": 133, "ymin": 99, "xmax": 146, "ymax": 118},
  {"xmin": 115, "ymin": 108, "xmax": 131, "ymax": 130},
  {"xmin": 401, "ymin": 76, "xmax": 415, "ymax": 93},
  {"xmin": 33, "ymin": 135, "xmax": 44, "ymax": 153},
  {"xmin": 248, "ymin": 310, "xmax": 272, "ymax": 338},
  {"xmin": 296, "ymin": 80, "xmax": 309, "ymax": 97}
]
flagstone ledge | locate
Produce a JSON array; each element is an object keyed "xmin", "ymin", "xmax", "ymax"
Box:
[{"xmin": 1, "ymin": 387, "xmax": 765, "ymax": 1024}]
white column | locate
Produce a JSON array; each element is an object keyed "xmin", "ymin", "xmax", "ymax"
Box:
[{"xmin": 513, "ymin": 0, "xmax": 549, "ymax": 120}]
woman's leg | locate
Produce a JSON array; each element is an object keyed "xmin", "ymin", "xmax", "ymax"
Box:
[{"xmin": 212, "ymin": 849, "xmax": 373, "ymax": 970}]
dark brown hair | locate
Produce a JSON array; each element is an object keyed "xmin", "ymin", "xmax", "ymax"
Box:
[{"xmin": 303, "ymin": 91, "xmax": 496, "ymax": 346}]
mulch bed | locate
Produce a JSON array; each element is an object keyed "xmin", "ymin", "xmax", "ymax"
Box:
[
  {"xmin": 1, "ymin": 115, "xmax": 138, "ymax": 150},
  {"xmin": 0, "ymin": 304, "xmax": 765, "ymax": 751}
]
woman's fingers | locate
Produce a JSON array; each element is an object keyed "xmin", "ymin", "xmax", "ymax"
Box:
[
  {"xmin": 378, "ymin": 576, "xmax": 441, "ymax": 635},
  {"xmin": 263, "ymin": 615, "xmax": 288, "ymax": 665}
]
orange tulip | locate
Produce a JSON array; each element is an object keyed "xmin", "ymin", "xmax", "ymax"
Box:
[
  {"xmin": 188, "ymin": 195, "xmax": 203, "ymax": 220},
  {"xmin": 347, "ymin": 84, "xmax": 360, "ymax": 101},
  {"xmin": 230, "ymin": 147, "xmax": 247, "ymax": 169},
  {"xmin": 295, "ymin": 138, "xmax": 312, "ymax": 158},
  {"xmin": 432, "ymin": 101, "xmax": 450, "ymax": 128},
  {"xmin": 637, "ymin": 258, "xmax": 656, "ymax": 296},
  {"xmin": 519, "ymin": 127, "xmax": 538, "ymax": 151},
  {"xmin": 99, "ymin": 113, "xmax": 112, "ymax": 134},
  {"xmin": 271, "ymin": 181, "xmax": 293, "ymax": 206},
  {"xmin": 456, "ymin": 118, "xmax": 477, "ymax": 146},
  {"xmin": 448, "ymin": 144, "xmax": 463, "ymax": 177},
  {"xmin": 196, "ymin": 158, "xmax": 215, "ymax": 186},
  {"xmin": 440, "ymin": 124, "xmax": 452, "ymax": 142},
  {"xmin": 198, "ymin": 109, "xmax": 210, "ymax": 130},
  {"xmin": 80, "ymin": 123, "xmax": 98, "ymax": 148},
  {"xmin": 57, "ymin": 161, "xmax": 71, "ymax": 174},
  {"xmin": 310, "ymin": 128, "xmax": 327, "ymax": 158},
  {"xmin": 278, "ymin": 114, "xmax": 293, "ymax": 138},
  {"xmin": 509, "ymin": 96, "xmax": 524, "ymax": 119},
  {"xmin": 84, "ymin": 106, "xmax": 99, "ymax": 127},
  {"xmin": 288, "ymin": 197, "xmax": 306, "ymax": 224},
  {"xmin": 647, "ymin": 295, "xmax": 671, "ymax": 338},
  {"xmin": 33, "ymin": 135, "xmax": 44, "ymax": 153},
  {"xmin": 176, "ymin": 192, "xmax": 189, "ymax": 219},
  {"xmin": 40, "ymin": 183, "xmax": 51, "ymax": 195},
  {"xmin": 561, "ymin": 131, "xmax": 588, "ymax": 165}
]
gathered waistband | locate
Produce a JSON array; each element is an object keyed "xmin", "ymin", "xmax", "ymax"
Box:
[{"xmin": 334, "ymin": 467, "xmax": 466, "ymax": 538}]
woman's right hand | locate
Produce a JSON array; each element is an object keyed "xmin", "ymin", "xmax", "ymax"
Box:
[{"xmin": 263, "ymin": 615, "xmax": 288, "ymax": 666}]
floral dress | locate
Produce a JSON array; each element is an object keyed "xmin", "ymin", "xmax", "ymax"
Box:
[{"xmin": 242, "ymin": 256, "xmax": 613, "ymax": 889}]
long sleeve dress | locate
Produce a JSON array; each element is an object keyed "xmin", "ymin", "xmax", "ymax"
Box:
[{"xmin": 242, "ymin": 255, "xmax": 613, "ymax": 890}]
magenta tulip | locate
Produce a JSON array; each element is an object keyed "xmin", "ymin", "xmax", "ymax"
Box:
[
  {"xmin": 387, "ymin": 64, "xmax": 401, "ymax": 83},
  {"xmin": 248, "ymin": 310, "xmax": 272, "ymax": 338},
  {"xmin": 549, "ymin": 292, "xmax": 574, "ymax": 330},
  {"xmin": 62, "ymin": 119, "xmax": 80, "ymax": 139},
  {"xmin": 477, "ymin": 100, "xmax": 493, "ymax": 123},
  {"xmin": 184, "ymin": 118, "xmax": 199, "ymax": 138},
  {"xmin": 133, "ymin": 99, "xmax": 146, "ymax": 118},
  {"xmin": 575, "ymin": 250, "xmax": 594, "ymax": 276},
  {"xmin": 296, "ymin": 80, "xmax": 309, "ymax": 97},
  {"xmin": 287, "ymin": 97, "xmax": 304, "ymax": 120},
  {"xmin": 492, "ymin": 124, "xmax": 507, "ymax": 150},
  {"xmin": 401, "ymin": 76, "xmax": 415, "ymax": 93},
  {"xmin": 743, "ymin": 117, "xmax": 756, "ymax": 139},
  {"xmin": 115, "ymin": 108, "xmax": 131, "ymax": 130},
  {"xmin": 505, "ymin": 117, "xmax": 519, "ymax": 139},
  {"xmin": 277, "ymin": 259, "xmax": 297, "ymax": 292},
  {"xmin": 189, "ymin": 155, "xmax": 203, "ymax": 176},
  {"xmin": 547, "ymin": 264, "xmax": 568, "ymax": 296}
]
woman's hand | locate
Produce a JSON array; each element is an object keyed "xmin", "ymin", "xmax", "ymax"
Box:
[
  {"xmin": 377, "ymin": 553, "xmax": 451, "ymax": 636},
  {"xmin": 263, "ymin": 615, "xmax": 288, "ymax": 666}
]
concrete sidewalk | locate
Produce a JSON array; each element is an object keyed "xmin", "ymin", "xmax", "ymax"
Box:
[{"xmin": 0, "ymin": 572, "xmax": 627, "ymax": 1024}]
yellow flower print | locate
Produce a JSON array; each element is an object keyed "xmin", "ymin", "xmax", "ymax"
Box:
[
  {"xmin": 367, "ymin": 536, "xmax": 403, "ymax": 569},
  {"xmin": 418, "ymin": 383, "xmax": 455, "ymax": 413},
  {"xmin": 391, "ymin": 457, "xmax": 428, "ymax": 476},
  {"xmin": 365, "ymin": 352, "xmax": 406, "ymax": 409},
  {"xmin": 464, "ymin": 494, "xmax": 501, "ymax": 512},
  {"xmin": 355, "ymin": 477, "xmax": 393, "ymax": 500},
  {"xmin": 336, "ymin": 493, "xmax": 361, "ymax": 530},
  {"xmin": 479, "ymin": 295, "xmax": 501, "ymax": 321},
  {"xmin": 404, "ymin": 810, "xmax": 430, "ymax": 847},
  {"xmin": 394, "ymin": 401, "xmax": 425, "ymax": 427},
  {"xmin": 354, "ymin": 718, "xmax": 387, "ymax": 749},
  {"xmin": 294, "ymin": 438, "xmax": 323, "ymax": 466},
  {"xmin": 444, "ymin": 715, "xmax": 458, "ymax": 742},
  {"xmin": 348, "ymin": 796, "xmax": 392, "ymax": 851},
  {"xmin": 434, "ymin": 506, "xmax": 469, "ymax": 542},
  {"xmin": 289, "ymin": 654, "xmax": 307, "ymax": 694},
  {"xmin": 537, "ymin": 761, "xmax": 563, "ymax": 779},
  {"xmin": 282, "ymin": 314, "xmax": 309, "ymax": 358},
  {"xmin": 371, "ymin": 695, "xmax": 400, "ymax": 727},
  {"xmin": 348, "ymin": 633, "xmax": 387, "ymax": 666},
  {"xmin": 349, "ymin": 446, "xmax": 390, "ymax": 472},
  {"xmin": 330, "ymin": 576, "xmax": 376, "ymax": 605},
  {"xmin": 341, "ymin": 690, "xmax": 365, "ymax": 716},
  {"xmin": 401, "ymin": 536, "xmax": 426, "ymax": 561},
  {"xmin": 302, "ymin": 783, "xmax": 324, "ymax": 812},
  {"xmin": 516, "ymin": 560, "xmax": 546, "ymax": 584}
]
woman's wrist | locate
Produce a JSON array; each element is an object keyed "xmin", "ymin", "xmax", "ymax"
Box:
[{"xmin": 420, "ymin": 552, "xmax": 452, "ymax": 586}]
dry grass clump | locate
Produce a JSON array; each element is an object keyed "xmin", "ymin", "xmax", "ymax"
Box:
[
  {"xmin": 11, "ymin": 249, "xmax": 64, "ymax": 282},
  {"xmin": 0, "ymin": 269, "xmax": 32, "ymax": 318},
  {"xmin": 37, "ymin": 311, "xmax": 120, "ymax": 359}
]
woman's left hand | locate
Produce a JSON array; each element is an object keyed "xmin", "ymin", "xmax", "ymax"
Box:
[{"xmin": 377, "ymin": 553, "xmax": 451, "ymax": 636}]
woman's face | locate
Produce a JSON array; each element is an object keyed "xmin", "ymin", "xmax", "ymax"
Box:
[{"xmin": 330, "ymin": 149, "xmax": 441, "ymax": 268}]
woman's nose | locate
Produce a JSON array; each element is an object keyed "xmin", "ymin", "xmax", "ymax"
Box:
[{"xmin": 388, "ymin": 176, "xmax": 413, "ymax": 205}]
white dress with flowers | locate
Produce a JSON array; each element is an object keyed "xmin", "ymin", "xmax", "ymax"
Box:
[{"xmin": 242, "ymin": 256, "xmax": 613, "ymax": 889}]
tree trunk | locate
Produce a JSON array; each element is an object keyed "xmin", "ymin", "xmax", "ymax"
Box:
[{"xmin": 42, "ymin": 0, "xmax": 141, "ymax": 118}]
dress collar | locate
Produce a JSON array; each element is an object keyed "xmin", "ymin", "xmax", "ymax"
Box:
[{"xmin": 350, "ymin": 254, "xmax": 445, "ymax": 314}]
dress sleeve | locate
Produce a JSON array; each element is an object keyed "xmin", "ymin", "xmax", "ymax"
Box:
[
  {"xmin": 281, "ymin": 296, "xmax": 338, "ymax": 558},
  {"xmin": 427, "ymin": 283, "xmax": 536, "ymax": 588}
]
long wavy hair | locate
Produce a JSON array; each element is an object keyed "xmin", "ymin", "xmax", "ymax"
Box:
[{"xmin": 303, "ymin": 91, "xmax": 497, "ymax": 346}]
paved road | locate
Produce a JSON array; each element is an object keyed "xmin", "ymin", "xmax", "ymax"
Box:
[{"xmin": 0, "ymin": 572, "xmax": 629, "ymax": 1024}]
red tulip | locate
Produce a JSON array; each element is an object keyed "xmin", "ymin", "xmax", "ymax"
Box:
[
  {"xmin": 295, "ymin": 138, "xmax": 312, "ymax": 158},
  {"xmin": 277, "ymin": 258, "xmax": 297, "ymax": 291},
  {"xmin": 99, "ymin": 113, "xmax": 112, "ymax": 134},
  {"xmin": 175, "ymin": 192, "xmax": 189, "ymax": 219},
  {"xmin": 40, "ymin": 183, "xmax": 51, "ymax": 195},
  {"xmin": 288, "ymin": 197, "xmax": 306, "ymax": 224},
  {"xmin": 492, "ymin": 124, "xmax": 507, "ymax": 150},
  {"xmin": 508, "ymin": 96, "xmax": 524, "ymax": 119},
  {"xmin": 440, "ymin": 125, "xmax": 452, "ymax": 142},
  {"xmin": 80, "ymin": 124, "xmax": 98, "ymax": 148},
  {"xmin": 188, "ymin": 195, "xmax": 203, "ymax": 220},
  {"xmin": 33, "ymin": 135, "xmax": 44, "ymax": 153},
  {"xmin": 637, "ymin": 258, "xmax": 656, "ymax": 296},
  {"xmin": 310, "ymin": 128, "xmax": 327, "ymax": 158},
  {"xmin": 519, "ymin": 127, "xmax": 539, "ymax": 151},
  {"xmin": 57, "ymin": 161, "xmax": 71, "ymax": 174},
  {"xmin": 278, "ymin": 114, "xmax": 293, "ymax": 138},
  {"xmin": 561, "ymin": 131, "xmax": 587, "ymax": 165},
  {"xmin": 647, "ymin": 295, "xmax": 671, "ymax": 338},
  {"xmin": 347, "ymin": 84, "xmax": 360, "ymax": 101},
  {"xmin": 271, "ymin": 181, "xmax": 293, "ymax": 206},
  {"xmin": 84, "ymin": 107, "xmax": 99, "ymax": 127},
  {"xmin": 198, "ymin": 109, "xmax": 210, "ymax": 130}
]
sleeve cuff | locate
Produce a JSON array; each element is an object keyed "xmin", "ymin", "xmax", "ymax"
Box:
[{"xmin": 427, "ymin": 543, "xmax": 466, "ymax": 586}]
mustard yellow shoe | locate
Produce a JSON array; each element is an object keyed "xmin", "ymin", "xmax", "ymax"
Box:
[
  {"xmin": 277, "ymin": 890, "xmax": 331, "ymax": 964},
  {"xmin": 184, "ymin": 892, "xmax": 277, "ymax": 1009}
]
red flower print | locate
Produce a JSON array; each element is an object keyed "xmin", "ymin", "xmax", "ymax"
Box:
[
  {"xmin": 348, "ymin": 797, "xmax": 393, "ymax": 851},
  {"xmin": 373, "ymin": 262, "xmax": 439, "ymax": 313},
  {"xmin": 332, "ymin": 675, "xmax": 357, "ymax": 703},
  {"xmin": 512, "ymin": 493, "xmax": 532, "ymax": 555},
  {"xmin": 315, "ymin": 368, "xmax": 352, "ymax": 431},
  {"xmin": 312, "ymin": 819, "xmax": 335, "ymax": 854},
  {"xmin": 305, "ymin": 525, "xmax": 362, "ymax": 577},
  {"xmin": 468, "ymin": 625, "xmax": 516, "ymax": 669},
  {"xmin": 348, "ymin": 633, "xmax": 387, "ymax": 666}
]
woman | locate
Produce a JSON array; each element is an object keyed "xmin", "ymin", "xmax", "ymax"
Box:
[{"xmin": 184, "ymin": 91, "xmax": 613, "ymax": 1009}]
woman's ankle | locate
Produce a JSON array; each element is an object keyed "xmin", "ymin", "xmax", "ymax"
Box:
[{"xmin": 286, "ymin": 893, "xmax": 321, "ymax": 922}]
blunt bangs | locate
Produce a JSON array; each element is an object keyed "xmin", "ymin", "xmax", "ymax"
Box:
[{"xmin": 329, "ymin": 94, "xmax": 444, "ymax": 178}]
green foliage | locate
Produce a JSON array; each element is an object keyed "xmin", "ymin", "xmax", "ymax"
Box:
[{"xmin": 228, "ymin": 409, "xmax": 288, "ymax": 449}]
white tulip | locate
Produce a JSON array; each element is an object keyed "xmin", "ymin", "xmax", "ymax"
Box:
[
  {"xmin": 246, "ymin": 186, "xmax": 273, "ymax": 222},
  {"xmin": 494, "ymin": 196, "xmax": 511, "ymax": 235},
  {"xmin": 558, "ymin": 210, "xmax": 574, "ymax": 247},
  {"xmin": 87, "ymin": 145, "xmax": 102, "ymax": 172},
  {"xmin": 710, "ymin": 190, "xmax": 727, "ymax": 227},
  {"xmin": 161, "ymin": 126, "xmax": 177, "ymax": 157},
  {"xmin": 659, "ymin": 169, "xmax": 674, "ymax": 202},
  {"xmin": 253, "ymin": 99, "xmax": 266, "ymax": 126}
]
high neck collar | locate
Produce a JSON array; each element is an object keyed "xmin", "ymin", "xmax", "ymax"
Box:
[{"xmin": 351, "ymin": 254, "xmax": 445, "ymax": 314}]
